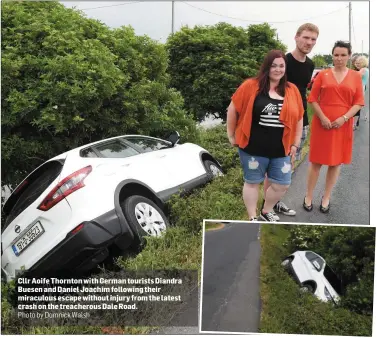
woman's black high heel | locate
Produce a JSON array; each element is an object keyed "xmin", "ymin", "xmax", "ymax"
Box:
[
  {"xmin": 319, "ymin": 198, "xmax": 330, "ymax": 213},
  {"xmin": 303, "ymin": 197, "xmax": 313, "ymax": 211}
]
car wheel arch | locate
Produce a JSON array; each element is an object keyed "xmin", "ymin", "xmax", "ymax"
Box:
[
  {"xmin": 285, "ymin": 255, "xmax": 295, "ymax": 262},
  {"xmin": 114, "ymin": 179, "xmax": 165, "ymax": 215},
  {"xmin": 109, "ymin": 180, "xmax": 166, "ymax": 251},
  {"xmin": 282, "ymin": 255, "xmax": 294, "ymax": 266},
  {"xmin": 301, "ymin": 280, "xmax": 317, "ymax": 292},
  {"xmin": 200, "ymin": 151, "xmax": 222, "ymax": 171}
]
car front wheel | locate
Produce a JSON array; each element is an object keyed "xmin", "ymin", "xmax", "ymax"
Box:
[
  {"xmin": 122, "ymin": 195, "xmax": 169, "ymax": 245},
  {"xmin": 204, "ymin": 160, "xmax": 224, "ymax": 179},
  {"xmin": 300, "ymin": 284, "xmax": 314, "ymax": 294}
]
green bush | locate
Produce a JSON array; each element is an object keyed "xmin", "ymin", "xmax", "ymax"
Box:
[
  {"xmin": 1, "ymin": 281, "xmax": 16, "ymax": 332},
  {"xmin": 1, "ymin": 1, "xmax": 198, "ymax": 187},
  {"xmin": 284, "ymin": 224, "xmax": 327, "ymax": 251},
  {"xmin": 166, "ymin": 22, "xmax": 286, "ymax": 121},
  {"xmin": 196, "ymin": 125, "xmax": 239, "ymax": 171},
  {"xmin": 168, "ymin": 166, "xmax": 246, "ymax": 232},
  {"xmin": 117, "ymin": 227, "xmax": 202, "ymax": 271}
]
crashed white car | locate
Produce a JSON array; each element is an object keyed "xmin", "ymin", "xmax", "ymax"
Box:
[
  {"xmin": 1, "ymin": 131, "xmax": 223, "ymax": 282},
  {"xmin": 282, "ymin": 250, "xmax": 342, "ymax": 304}
]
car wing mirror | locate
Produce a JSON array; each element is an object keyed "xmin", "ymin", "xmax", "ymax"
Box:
[{"xmin": 166, "ymin": 131, "xmax": 180, "ymax": 147}]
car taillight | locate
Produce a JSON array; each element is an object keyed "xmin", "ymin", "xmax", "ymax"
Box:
[
  {"xmin": 70, "ymin": 223, "xmax": 85, "ymax": 235},
  {"xmin": 38, "ymin": 166, "xmax": 92, "ymax": 211}
]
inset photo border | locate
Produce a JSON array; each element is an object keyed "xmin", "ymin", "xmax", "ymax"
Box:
[{"xmin": 200, "ymin": 220, "xmax": 375, "ymax": 336}]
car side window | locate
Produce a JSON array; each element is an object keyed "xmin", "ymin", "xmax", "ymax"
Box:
[
  {"xmin": 124, "ymin": 137, "xmax": 171, "ymax": 153},
  {"xmin": 305, "ymin": 251, "xmax": 325, "ymax": 270},
  {"xmin": 81, "ymin": 148, "xmax": 98, "ymax": 158},
  {"xmin": 94, "ymin": 140, "xmax": 140, "ymax": 158}
]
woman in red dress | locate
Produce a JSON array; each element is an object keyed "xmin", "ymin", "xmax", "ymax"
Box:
[{"xmin": 304, "ymin": 41, "xmax": 364, "ymax": 213}]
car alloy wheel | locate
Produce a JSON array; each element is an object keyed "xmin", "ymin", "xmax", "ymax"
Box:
[{"xmin": 134, "ymin": 202, "xmax": 166, "ymax": 237}]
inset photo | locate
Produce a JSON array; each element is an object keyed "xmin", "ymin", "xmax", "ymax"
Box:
[{"xmin": 200, "ymin": 221, "xmax": 374, "ymax": 336}]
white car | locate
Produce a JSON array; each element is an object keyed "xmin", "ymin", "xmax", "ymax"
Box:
[
  {"xmin": 281, "ymin": 250, "xmax": 342, "ymax": 304},
  {"xmin": 1, "ymin": 131, "xmax": 223, "ymax": 282}
]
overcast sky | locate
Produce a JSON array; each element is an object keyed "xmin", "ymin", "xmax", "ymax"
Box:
[{"xmin": 61, "ymin": 1, "xmax": 369, "ymax": 56}]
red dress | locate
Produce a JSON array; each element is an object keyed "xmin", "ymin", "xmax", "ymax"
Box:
[{"xmin": 307, "ymin": 68, "xmax": 364, "ymax": 165}]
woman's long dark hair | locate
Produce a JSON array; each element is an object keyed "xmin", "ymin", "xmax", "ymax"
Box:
[{"xmin": 257, "ymin": 50, "xmax": 289, "ymax": 97}]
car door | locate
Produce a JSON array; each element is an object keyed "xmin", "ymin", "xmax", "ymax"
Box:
[
  {"xmin": 123, "ymin": 136, "xmax": 188, "ymax": 189},
  {"xmin": 124, "ymin": 136, "xmax": 203, "ymax": 187},
  {"xmin": 299, "ymin": 252, "xmax": 328, "ymax": 298}
]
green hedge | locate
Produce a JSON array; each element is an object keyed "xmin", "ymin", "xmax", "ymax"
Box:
[
  {"xmin": 168, "ymin": 167, "xmax": 246, "ymax": 232},
  {"xmin": 196, "ymin": 125, "xmax": 239, "ymax": 172}
]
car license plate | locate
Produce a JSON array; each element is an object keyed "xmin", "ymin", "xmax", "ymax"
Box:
[{"xmin": 12, "ymin": 222, "xmax": 45, "ymax": 256}]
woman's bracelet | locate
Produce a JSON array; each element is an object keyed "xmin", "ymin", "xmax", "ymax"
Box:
[{"xmin": 291, "ymin": 144, "xmax": 300, "ymax": 150}]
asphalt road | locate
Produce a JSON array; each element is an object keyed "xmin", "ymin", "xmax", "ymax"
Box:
[
  {"xmin": 278, "ymin": 117, "xmax": 369, "ymax": 225},
  {"xmin": 201, "ymin": 222, "xmax": 261, "ymax": 333}
]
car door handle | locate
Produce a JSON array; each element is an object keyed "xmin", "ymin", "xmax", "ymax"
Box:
[{"xmin": 156, "ymin": 154, "xmax": 167, "ymax": 158}]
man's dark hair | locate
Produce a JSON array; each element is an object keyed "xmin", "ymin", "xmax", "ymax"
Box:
[{"xmin": 332, "ymin": 41, "xmax": 352, "ymax": 55}]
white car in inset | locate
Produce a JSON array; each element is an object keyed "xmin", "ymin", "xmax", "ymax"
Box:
[
  {"xmin": 282, "ymin": 250, "xmax": 342, "ymax": 304},
  {"xmin": 1, "ymin": 131, "xmax": 223, "ymax": 282}
]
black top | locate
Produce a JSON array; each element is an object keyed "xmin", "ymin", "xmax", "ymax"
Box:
[
  {"xmin": 242, "ymin": 93, "xmax": 285, "ymax": 158},
  {"xmin": 286, "ymin": 52, "xmax": 314, "ymax": 126}
]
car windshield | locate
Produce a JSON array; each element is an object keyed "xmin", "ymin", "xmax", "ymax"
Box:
[{"xmin": 324, "ymin": 265, "xmax": 342, "ymax": 295}]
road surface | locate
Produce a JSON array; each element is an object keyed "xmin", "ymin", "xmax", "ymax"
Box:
[
  {"xmin": 278, "ymin": 117, "xmax": 369, "ymax": 225},
  {"xmin": 201, "ymin": 222, "xmax": 261, "ymax": 333}
]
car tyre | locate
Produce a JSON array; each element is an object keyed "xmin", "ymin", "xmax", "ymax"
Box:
[
  {"xmin": 299, "ymin": 284, "xmax": 314, "ymax": 294},
  {"xmin": 204, "ymin": 160, "xmax": 224, "ymax": 179},
  {"xmin": 281, "ymin": 257, "xmax": 293, "ymax": 270},
  {"xmin": 122, "ymin": 195, "xmax": 169, "ymax": 248}
]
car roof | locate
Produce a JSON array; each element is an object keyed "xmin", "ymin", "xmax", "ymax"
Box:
[{"xmin": 49, "ymin": 134, "xmax": 168, "ymax": 161}]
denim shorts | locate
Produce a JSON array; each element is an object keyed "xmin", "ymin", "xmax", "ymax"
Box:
[
  {"xmin": 296, "ymin": 125, "xmax": 309, "ymax": 161},
  {"xmin": 238, "ymin": 148, "xmax": 292, "ymax": 185}
]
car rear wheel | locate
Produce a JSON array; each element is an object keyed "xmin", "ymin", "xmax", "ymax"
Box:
[
  {"xmin": 300, "ymin": 284, "xmax": 314, "ymax": 293},
  {"xmin": 122, "ymin": 195, "xmax": 169, "ymax": 246},
  {"xmin": 204, "ymin": 160, "xmax": 224, "ymax": 179},
  {"xmin": 281, "ymin": 257, "xmax": 293, "ymax": 269}
]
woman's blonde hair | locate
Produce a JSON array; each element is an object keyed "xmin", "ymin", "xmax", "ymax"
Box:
[{"xmin": 356, "ymin": 55, "xmax": 369, "ymax": 68}]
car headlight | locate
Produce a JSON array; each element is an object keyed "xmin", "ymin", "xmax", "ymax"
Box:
[{"xmin": 324, "ymin": 287, "xmax": 333, "ymax": 302}]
